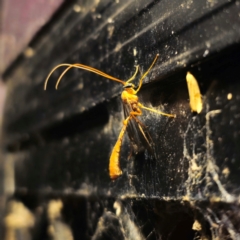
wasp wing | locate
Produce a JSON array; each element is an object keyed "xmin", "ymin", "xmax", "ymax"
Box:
[{"xmin": 123, "ymin": 102, "xmax": 155, "ymax": 156}]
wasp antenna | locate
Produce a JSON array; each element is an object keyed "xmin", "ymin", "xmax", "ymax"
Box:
[
  {"xmin": 74, "ymin": 64, "xmax": 126, "ymax": 85},
  {"xmin": 44, "ymin": 64, "xmax": 73, "ymax": 90},
  {"xmin": 55, "ymin": 65, "xmax": 75, "ymax": 89},
  {"xmin": 136, "ymin": 54, "xmax": 159, "ymax": 93},
  {"xmin": 57, "ymin": 63, "xmax": 126, "ymax": 86},
  {"xmin": 45, "ymin": 63, "xmax": 126, "ymax": 90},
  {"xmin": 126, "ymin": 65, "xmax": 139, "ymax": 83}
]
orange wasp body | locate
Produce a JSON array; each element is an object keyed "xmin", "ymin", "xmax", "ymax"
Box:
[{"xmin": 44, "ymin": 54, "xmax": 175, "ymax": 180}]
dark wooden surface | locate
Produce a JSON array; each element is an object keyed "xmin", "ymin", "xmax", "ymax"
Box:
[{"xmin": 1, "ymin": 0, "xmax": 240, "ymax": 239}]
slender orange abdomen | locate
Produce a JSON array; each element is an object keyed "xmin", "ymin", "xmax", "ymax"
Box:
[{"xmin": 109, "ymin": 117, "xmax": 130, "ymax": 180}]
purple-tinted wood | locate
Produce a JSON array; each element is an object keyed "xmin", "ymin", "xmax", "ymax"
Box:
[{"xmin": 0, "ymin": 0, "xmax": 64, "ymax": 74}]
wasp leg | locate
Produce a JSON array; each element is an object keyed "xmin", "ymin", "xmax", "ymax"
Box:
[
  {"xmin": 131, "ymin": 114, "xmax": 146, "ymax": 128},
  {"xmin": 138, "ymin": 103, "xmax": 176, "ymax": 118}
]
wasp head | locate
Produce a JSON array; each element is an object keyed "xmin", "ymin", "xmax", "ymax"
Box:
[{"xmin": 123, "ymin": 83, "xmax": 135, "ymax": 89}]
